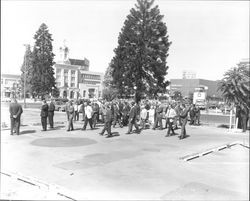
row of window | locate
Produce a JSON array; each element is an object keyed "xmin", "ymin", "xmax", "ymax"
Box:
[{"xmin": 81, "ymin": 74, "xmax": 100, "ymax": 80}]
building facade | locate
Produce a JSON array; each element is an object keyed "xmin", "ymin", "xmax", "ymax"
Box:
[
  {"xmin": 53, "ymin": 45, "xmax": 103, "ymax": 99},
  {"xmin": 1, "ymin": 74, "xmax": 21, "ymax": 100},
  {"xmin": 170, "ymin": 78, "xmax": 222, "ymax": 99}
]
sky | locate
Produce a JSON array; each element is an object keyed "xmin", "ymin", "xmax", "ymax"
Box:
[{"xmin": 1, "ymin": 0, "xmax": 249, "ymax": 81}]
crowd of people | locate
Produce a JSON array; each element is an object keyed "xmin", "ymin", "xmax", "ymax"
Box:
[
  {"xmin": 38, "ymin": 98, "xmax": 198, "ymax": 140},
  {"xmin": 9, "ymin": 97, "xmax": 204, "ymax": 139}
]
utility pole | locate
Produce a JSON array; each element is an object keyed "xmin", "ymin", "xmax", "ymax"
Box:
[{"xmin": 23, "ymin": 44, "xmax": 29, "ymax": 108}]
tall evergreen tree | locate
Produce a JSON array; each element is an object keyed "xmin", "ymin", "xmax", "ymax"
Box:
[
  {"xmin": 20, "ymin": 44, "xmax": 33, "ymax": 97},
  {"xmin": 110, "ymin": 0, "xmax": 171, "ymax": 102},
  {"xmin": 31, "ymin": 23, "xmax": 56, "ymax": 98}
]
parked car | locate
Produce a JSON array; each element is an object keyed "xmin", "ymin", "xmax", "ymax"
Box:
[{"xmin": 54, "ymin": 101, "xmax": 66, "ymax": 111}]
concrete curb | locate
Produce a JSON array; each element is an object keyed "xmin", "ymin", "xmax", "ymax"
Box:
[{"xmin": 180, "ymin": 141, "xmax": 249, "ymax": 161}]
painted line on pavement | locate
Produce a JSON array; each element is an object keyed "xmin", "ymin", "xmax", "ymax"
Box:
[
  {"xmin": 180, "ymin": 141, "xmax": 249, "ymax": 161},
  {"xmin": 1, "ymin": 170, "xmax": 80, "ymax": 200}
]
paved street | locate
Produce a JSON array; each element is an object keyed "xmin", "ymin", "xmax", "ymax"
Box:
[{"xmin": 1, "ymin": 106, "xmax": 249, "ymax": 200}]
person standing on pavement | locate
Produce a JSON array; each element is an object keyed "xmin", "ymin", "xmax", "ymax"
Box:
[
  {"xmin": 140, "ymin": 105, "xmax": 148, "ymax": 130},
  {"xmin": 189, "ymin": 104, "xmax": 195, "ymax": 125},
  {"xmin": 99, "ymin": 102, "xmax": 113, "ymax": 137},
  {"xmin": 126, "ymin": 102, "xmax": 140, "ymax": 134},
  {"xmin": 48, "ymin": 99, "xmax": 55, "ymax": 128},
  {"xmin": 179, "ymin": 104, "xmax": 190, "ymax": 140},
  {"xmin": 194, "ymin": 105, "xmax": 201, "ymax": 125},
  {"xmin": 40, "ymin": 100, "xmax": 49, "ymax": 131},
  {"xmin": 9, "ymin": 98, "xmax": 23, "ymax": 135},
  {"xmin": 153, "ymin": 101, "xmax": 164, "ymax": 130},
  {"xmin": 67, "ymin": 100, "xmax": 74, "ymax": 131},
  {"xmin": 74, "ymin": 101, "xmax": 79, "ymax": 121},
  {"xmin": 165, "ymin": 104, "xmax": 177, "ymax": 137},
  {"xmin": 82, "ymin": 101, "xmax": 93, "ymax": 130}
]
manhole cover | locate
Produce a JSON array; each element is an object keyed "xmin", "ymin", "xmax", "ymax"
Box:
[{"xmin": 31, "ymin": 137, "xmax": 97, "ymax": 147}]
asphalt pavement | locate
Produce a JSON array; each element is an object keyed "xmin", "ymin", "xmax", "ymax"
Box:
[
  {"xmin": 1, "ymin": 104, "xmax": 249, "ymax": 200},
  {"xmin": 1, "ymin": 106, "xmax": 249, "ymax": 200}
]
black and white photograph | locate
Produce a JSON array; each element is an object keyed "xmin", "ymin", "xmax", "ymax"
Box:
[{"xmin": 1, "ymin": 0, "xmax": 249, "ymax": 200}]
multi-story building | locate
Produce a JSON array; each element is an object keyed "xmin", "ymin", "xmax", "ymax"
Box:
[
  {"xmin": 53, "ymin": 44, "xmax": 103, "ymax": 99},
  {"xmin": 182, "ymin": 70, "xmax": 196, "ymax": 79},
  {"xmin": 1, "ymin": 74, "xmax": 21, "ymax": 100}
]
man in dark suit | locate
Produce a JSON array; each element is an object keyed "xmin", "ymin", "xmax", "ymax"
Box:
[
  {"xmin": 179, "ymin": 104, "xmax": 190, "ymax": 140},
  {"xmin": 9, "ymin": 99, "xmax": 23, "ymax": 135},
  {"xmin": 40, "ymin": 100, "xmax": 49, "ymax": 131},
  {"xmin": 126, "ymin": 102, "xmax": 140, "ymax": 134},
  {"xmin": 99, "ymin": 102, "xmax": 113, "ymax": 137},
  {"xmin": 48, "ymin": 99, "xmax": 55, "ymax": 128}
]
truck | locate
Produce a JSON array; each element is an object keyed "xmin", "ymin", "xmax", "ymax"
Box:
[{"xmin": 193, "ymin": 87, "xmax": 207, "ymax": 110}]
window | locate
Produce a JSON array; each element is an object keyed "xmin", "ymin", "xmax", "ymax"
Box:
[
  {"xmin": 56, "ymin": 82, "xmax": 61, "ymax": 87},
  {"xmin": 83, "ymin": 90, "xmax": 86, "ymax": 97},
  {"xmin": 71, "ymin": 83, "xmax": 75, "ymax": 87},
  {"xmin": 1, "ymin": 79, "xmax": 3, "ymax": 84},
  {"xmin": 71, "ymin": 77, "xmax": 75, "ymax": 82},
  {"xmin": 64, "ymin": 70, "xmax": 68, "ymax": 75},
  {"xmin": 71, "ymin": 70, "xmax": 75, "ymax": 77}
]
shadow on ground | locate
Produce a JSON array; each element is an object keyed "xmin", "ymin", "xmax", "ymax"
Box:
[{"xmin": 20, "ymin": 130, "xmax": 36, "ymax": 135}]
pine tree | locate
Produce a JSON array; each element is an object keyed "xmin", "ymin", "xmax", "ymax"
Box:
[
  {"xmin": 20, "ymin": 44, "xmax": 33, "ymax": 97},
  {"xmin": 110, "ymin": 0, "xmax": 171, "ymax": 102},
  {"xmin": 31, "ymin": 23, "xmax": 56, "ymax": 98}
]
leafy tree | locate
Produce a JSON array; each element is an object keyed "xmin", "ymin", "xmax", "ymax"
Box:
[
  {"xmin": 102, "ymin": 88, "xmax": 118, "ymax": 101},
  {"xmin": 30, "ymin": 23, "xmax": 56, "ymax": 99},
  {"xmin": 103, "ymin": 63, "xmax": 114, "ymax": 88},
  {"xmin": 20, "ymin": 44, "xmax": 33, "ymax": 98},
  {"xmin": 172, "ymin": 90, "xmax": 182, "ymax": 101},
  {"xmin": 110, "ymin": 0, "xmax": 171, "ymax": 102},
  {"xmin": 218, "ymin": 63, "xmax": 250, "ymax": 109}
]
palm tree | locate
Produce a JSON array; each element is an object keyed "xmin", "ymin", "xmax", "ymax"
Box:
[{"xmin": 218, "ymin": 63, "xmax": 250, "ymax": 109}]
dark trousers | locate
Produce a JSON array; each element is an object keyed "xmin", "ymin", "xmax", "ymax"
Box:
[
  {"xmin": 113, "ymin": 114, "xmax": 123, "ymax": 127},
  {"xmin": 128, "ymin": 119, "xmax": 139, "ymax": 133},
  {"xmin": 74, "ymin": 111, "xmax": 79, "ymax": 121},
  {"xmin": 48, "ymin": 112, "xmax": 54, "ymax": 128},
  {"xmin": 101, "ymin": 121, "xmax": 112, "ymax": 135},
  {"xmin": 180, "ymin": 119, "xmax": 187, "ymax": 139},
  {"xmin": 83, "ymin": 117, "xmax": 93, "ymax": 130},
  {"xmin": 153, "ymin": 115, "xmax": 163, "ymax": 129},
  {"xmin": 41, "ymin": 116, "xmax": 47, "ymax": 131},
  {"xmin": 68, "ymin": 116, "xmax": 74, "ymax": 131},
  {"xmin": 165, "ymin": 118, "xmax": 169, "ymax": 129},
  {"xmin": 122, "ymin": 114, "xmax": 129, "ymax": 126},
  {"xmin": 10, "ymin": 117, "xmax": 21, "ymax": 135},
  {"xmin": 190, "ymin": 116, "xmax": 195, "ymax": 125},
  {"xmin": 167, "ymin": 121, "xmax": 175, "ymax": 135}
]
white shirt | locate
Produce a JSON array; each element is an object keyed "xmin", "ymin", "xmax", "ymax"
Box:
[
  {"xmin": 140, "ymin": 108, "xmax": 148, "ymax": 120},
  {"xmin": 166, "ymin": 108, "xmax": 176, "ymax": 119},
  {"xmin": 85, "ymin": 105, "xmax": 93, "ymax": 119}
]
